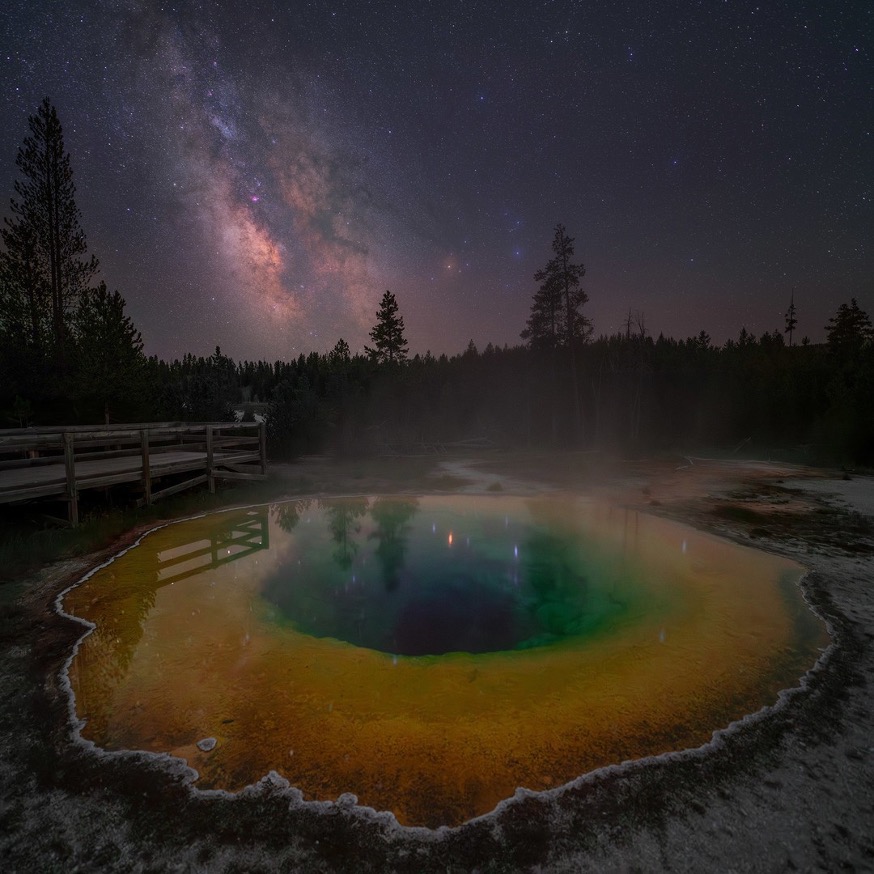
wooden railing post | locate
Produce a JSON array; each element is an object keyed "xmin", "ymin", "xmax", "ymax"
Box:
[
  {"xmin": 259, "ymin": 420, "xmax": 267, "ymax": 474},
  {"xmin": 63, "ymin": 432, "xmax": 78, "ymax": 526},
  {"xmin": 206, "ymin": 425, "xmax": 215, "ymax": 493},
  {"xmin": 140, "ymin": 429, "xmax": 151, "ymax": 505}
]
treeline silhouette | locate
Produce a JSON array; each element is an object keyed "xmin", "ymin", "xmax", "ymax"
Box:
[
  {"xmin": 2, "ymin": 99, "xmax": 873, "ymax": 465},
  {"xmin": 8, "ymin": 323, "xmax": 864, "ymax": 464},
  {"xmin": 199, "ymin": 326, "xmax": 874, "ymax": 464},
  {"xmin": 3, "ymin": 286, "xmax": 873, "ymax": 465}
]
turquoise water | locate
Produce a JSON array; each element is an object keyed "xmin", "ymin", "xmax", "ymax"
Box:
[{"xmin": 262, "ymin": 496, "xmax": 658, "ymax": 655}]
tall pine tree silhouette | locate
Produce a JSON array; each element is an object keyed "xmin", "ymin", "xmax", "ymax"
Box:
[
  {"xmin": 0, "ymin": 98, "xmax": 99, "ymax": 377},
  {"xmin": 784, "ymin": 289, "xmax": 798, "ymax": 346},
  {"xmin": 522, "ymin": 225, "xmax": 591, "ymax": 442},
  {"xmin": 365, "ymin": 290, "xmax": 408, "ymax": 364}
]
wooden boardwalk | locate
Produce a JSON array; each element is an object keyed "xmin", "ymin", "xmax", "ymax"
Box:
[{"xmin": 0, "ymin": 422, "xmax": 267, "ymax": 524}]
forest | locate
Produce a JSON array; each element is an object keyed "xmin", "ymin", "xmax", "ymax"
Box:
[{"xmin": 2, "ymin": 100, "xmax": 873, "ymax": 465}]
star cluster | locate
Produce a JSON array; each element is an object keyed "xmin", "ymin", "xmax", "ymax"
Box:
[{"xmin": 0, "ymin": 0, "xmax": 870, "ymax": 360}]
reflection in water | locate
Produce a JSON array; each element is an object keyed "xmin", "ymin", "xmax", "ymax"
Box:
[
  {"xmin": 158, "ymin": 508, "xmax": 269, "ymax": 585},
  {"xmin": 63, "ymin": 496, "xmax": 827, "ymax": 829},
  {"xmin": 271, "ymin": 499, "xmax": 311, "ymax": 533},
  {"xmin": 326, "ymin": 497, "xmax": 369, "ymax": 569},
  {"xmin": 369, "ymin": 497, "xmax": 418, "ymax": 590},
  {"xmin": 260, "ymin": 496, "xmax": 633, "ymax": 656},
  {"xmin": 67, "ymin": 508, "xmax": 269, "ymax": 744}
]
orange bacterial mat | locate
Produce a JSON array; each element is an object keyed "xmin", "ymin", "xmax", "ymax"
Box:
[{"xmin": 63, "ymin": 495, "xmax": 827, "ymax": 827}]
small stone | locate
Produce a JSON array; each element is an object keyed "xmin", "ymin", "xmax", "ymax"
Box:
[{"xmin": 196, "ymin": 737, "xmax": 217, "ymax": 752}]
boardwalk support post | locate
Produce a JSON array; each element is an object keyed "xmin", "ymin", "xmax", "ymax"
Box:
[
  {"xmin": 206, "ymin": 425, "xmax": 215, "ymax": 493},
  {"xmin": 259, "ymin": 420, "xmax": 267, "ymax": 475},
  {"xmin": 63, "ymin": 432, "xmax": 78, "ymax": 526},
  {"xmin": 140, "ymin": 429, "xmax": 151, "ymax": 505}
]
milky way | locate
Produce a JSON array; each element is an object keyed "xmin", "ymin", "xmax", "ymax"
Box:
[{"xmin": 0, "ymin": 0, "xmax": 871, "ymax": 360}]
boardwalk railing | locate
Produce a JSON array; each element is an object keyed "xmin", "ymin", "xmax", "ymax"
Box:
[{"xmin": 0, "ymin": 421, "xmax": 267, "ymax": 525}]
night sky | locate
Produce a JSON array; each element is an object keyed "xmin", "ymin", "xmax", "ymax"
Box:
[{"xmin": 1, "ymin": 1, "xmax": 871, "ymax": 361}]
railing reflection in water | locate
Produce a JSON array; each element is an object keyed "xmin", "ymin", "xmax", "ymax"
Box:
[{"xmin": 66, "ymin": 508, "xmax": 269, "ymax": 737}]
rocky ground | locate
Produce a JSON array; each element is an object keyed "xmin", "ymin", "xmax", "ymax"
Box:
[{"xmin": 1, "ymin": 452, "xmax": 872, "ymax": 872}]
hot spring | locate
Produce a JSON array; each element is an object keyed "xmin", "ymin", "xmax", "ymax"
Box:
[{"xmin": 61, "ymin": 495, "xmax": 827, "ymax": 828}]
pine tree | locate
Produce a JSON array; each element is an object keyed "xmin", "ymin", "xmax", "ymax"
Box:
[
  {"xmin": 0, "ymin": 98, "xmax": 99, "ymax": 376},
  {"xmin": 826, "ymin": 298, "xmax": 873, "ymax": 352},
  {"xmin": 521, "ymin": 268, "xmax": 562, "ymax": 351},
  {"xmin": 522, "ymin": 224, "xmax": 591, "ymax": 351},
  {"xmin": 329, "ymin": 337, "xmax": 351, "ymax": 366},
  {"xmin": 784, "ymin": 289, "xmax": 798, "ymax": 346},
  {"xmin": 74, "ymin": 282, "xmax": 145, "ymax": 422},
  {"xmin": 522, "ymin": 225, "xmax": 591, "ymax": 442},
  {"xmin": 365, "ymin": 290, "xmax": 408, "ymax": 364}
]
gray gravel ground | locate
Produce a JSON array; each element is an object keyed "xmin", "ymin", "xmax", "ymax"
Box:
[{"xmin": 1, "ymin": 459, "xmax": 872, "ymax": 872}]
